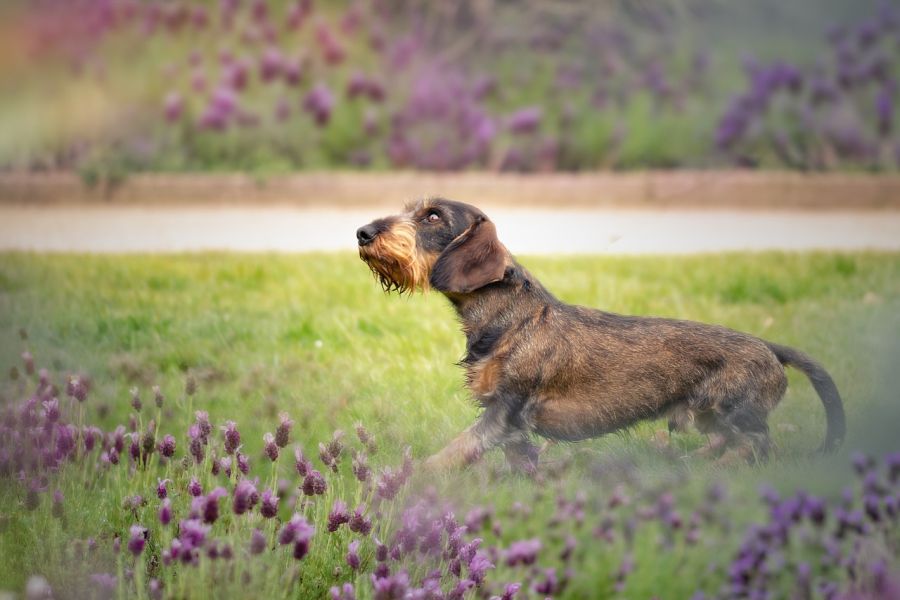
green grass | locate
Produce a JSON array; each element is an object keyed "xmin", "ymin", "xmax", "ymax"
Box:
[{"xmin": 1, "ymin": 251, "xmax": 899, "ymax": 597}]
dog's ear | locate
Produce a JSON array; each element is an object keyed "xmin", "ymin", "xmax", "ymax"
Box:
[{"xmin": 430, "ymin": 217, "xmax": 509, "ymax": 294}]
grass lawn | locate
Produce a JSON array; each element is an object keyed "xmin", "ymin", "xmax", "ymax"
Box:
[{"xmin": 1, "ymin": 251, "xmax": 898, "ymax": 598}]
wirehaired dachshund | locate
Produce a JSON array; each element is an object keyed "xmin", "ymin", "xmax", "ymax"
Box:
[{"xmin": 356, "ymin": 198, "xmax": 846, "ymax": 471}]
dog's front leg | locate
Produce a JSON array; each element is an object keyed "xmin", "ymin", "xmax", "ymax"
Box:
[
  {"xmin": 423, "ymin": 424, "xmax": 487, "ymax": 471},
  {"xmin": 424, "ymin": 401, "xmax": 521, "ymax": 472}
]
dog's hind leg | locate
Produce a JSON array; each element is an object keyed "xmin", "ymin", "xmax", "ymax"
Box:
[
  {"xmin": 503, "ymin": 437, "xmax": 540, "ymax": 475},
  {"xmin": 701, "ymin": 399, "xmax": 772, "ymax": 466}
]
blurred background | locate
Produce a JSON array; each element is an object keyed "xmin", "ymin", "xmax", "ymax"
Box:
[{"xmin": 0, "ymin": 0, "xmax": 896, "ymax": 184}]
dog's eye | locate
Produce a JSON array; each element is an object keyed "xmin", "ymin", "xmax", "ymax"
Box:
[{"xmin": 426, "ymin": 212, "xmax": 441, "ymax": 223}]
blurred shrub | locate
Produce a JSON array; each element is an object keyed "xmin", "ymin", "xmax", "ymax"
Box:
[{"xmin": 0, "ymin": 0, "xmax": 897, "ymax": 174}]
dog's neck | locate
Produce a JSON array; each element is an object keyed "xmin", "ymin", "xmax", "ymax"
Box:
[{"xmin": 443, "ymin": 261, "xmax": 555, "ymax": 363}]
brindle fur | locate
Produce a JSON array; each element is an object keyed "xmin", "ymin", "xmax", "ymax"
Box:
[{"xmin": 357, "ymin": 199, "xmax": 847, "ymax": 471}]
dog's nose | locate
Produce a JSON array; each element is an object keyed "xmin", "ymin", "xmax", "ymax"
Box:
[{"xmin": 356, "ymin": 224, "xmax": 379, "ymax": 246}]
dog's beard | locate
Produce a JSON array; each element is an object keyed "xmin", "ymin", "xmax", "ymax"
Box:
[{"xmin": 358, "ymin": 221, "xmax": 432, "ymax": 294}]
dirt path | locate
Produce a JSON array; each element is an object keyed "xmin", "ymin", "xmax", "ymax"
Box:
[{"xmin": 2, "ymin": 206, "xmax": 900, "ymax": 254}]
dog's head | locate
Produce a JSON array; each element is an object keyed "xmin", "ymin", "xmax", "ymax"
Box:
[{"xmin": 357, "ymin": 198, "xmax": 510, "ymax": 295}]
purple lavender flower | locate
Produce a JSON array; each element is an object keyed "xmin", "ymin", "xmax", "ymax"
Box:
[
  {"xmin": 90, "ymin": 573, "xmax": 117, "ymax": 591},
  {"xmin": 21, "ymin": 350, "xmax": 35, "ymax": 375},
  {"xmin": 507, "ymin": 107, "xmax": 542, "ymax": 135},
  {"xmin": 355, "ymin": 423, "xmax": 377, "ymax": 454},
  {"xmin": 233, "ymin": 478, "xmax": 260, "ymax": 515},
  {"xmin": 505, "ymin": 539, "xmax": 540, "ymax": 566},
  {"xmin": 110, "ymin": 425, "xmax": 125, "ymax": 454},
  {"xmin": 302, "ymin": 469, "xmax": 327, "ymax": 496},
  {"xmin": 128, "ymin": 525, "xmax": 147, "ymax": 556},
  {"xmin": 315, "ymin": 23, "xmax": 345, "ymax": 65},
  {"xmin": 295, "ymin": 446, "xmax": 311, "ymax": 476},
  {"xmin": 250, "ymin": 528, "xmax": 267, "ymax": 555},
  {"xmin": 193, "ymin": 410, "xmax": 210, "ymax": 439},
  {"xmin": 467, "ymin": 551, "xmax": 493, "ymax": 584},
  {"xmin": 217, "ymin": 456, "xmax": 232, "ymax": 477},
  {"xmin": 533, "ymin": 568, "xmax": 558, "ymax": 595},
  {"xmin": 257, "ymin": 432, "xmax": 277, "ymax": 462},
  {"xmin": 260, "ymin": 489, "xmax": 278, "ymax": 518},
  {"xmin": 349, "ymin": 504, "xmax": 372, "ymax": 535},
  {"xmin": 158, "ymin": 435, "xmax": 176, "ymax": 458},
  {"xmin": 188, "ymin": 477, "xmax": 202, "ymax": 497},
  {"xmin": 157, "ymin": 478, "xmax": 169, "ymax": 499},
  {"xmin": 374, "ymin": 467, "xmax": 404, "ymax": 501},
  {"xmin": 499, "ymin": 582, "xmax": 521, "ymax": 599},
  {"xmin": 155, "ymin": 495, "xmax": 172, "ymax": 525},
  {"xmin": 352, "ymin": 451, "xmax": 370, "ymax": 482},
  {"xmin": 42, "ymin": 398, "xmax": 59, "ymax": 423},
  {"xmin": 67, "ymin": 375, "xmax": 88, "ymax": 402},
  {"xmin": 129, "ymin": 387, "xmax": 142, "ymax": 412},
  {"xmin": 152, "ymin": 385, "xmax": 164, "ymax": 408},
  {"xmin": 164, "ymin": 92, "xmax": 183, "ymax": 123},
  {"xmin": 320, "ymin": 442, "xmax": 337, "ymax": 472},
  {"xmin": 280, "ymin": 513, "xmax": 315, "ymax": 560},
  {"xmin": 236, "ymin": 451, "xmax": 249, "ymax": 475},
  {"xmin": 327, "ymin": 499, "xmax": 351, "ymax": 532},
  {"xmin": 887, "ymin": 452, "xmax": 900, "ymax": 483},
  {"xmin": 200, "ymin": 487, "xmax": 227, "ymax": 524},
  {"xmin": 303, "ymin": 83, "xmax": 335, "ymax": 127},
  {"xmin": 221, "ymin": 421, "xmax": 241, "ymax": 455},
  {"xmin": 330, "ymin": 583, "xmax": 356, "ymax": 600},
  {"xmin": 83, "ymin": 426, "xmax": 101, "ymax": 452},
  {"xmin": 876, "ymin": 86, "xmax": 893, "ymax": 137},
  {"xmin": 346, "ymin": 539, "xmax": 361, "ymax": 570},
  {"xmin": 275, "ymin": 412, "xmax": 293, "ymax": 448},
  {"xmin": 371, "ymin": 570, "xmax": 409, "ymax": 600},
  {"xmin": 375, "ymin": 539, "xmax": 388, "ymax": 562},
  {"xmin": 188, "ymin": 425, "xmax": 205, "ymax": 464},
  {"xmin": 259, "ymin": 47, "xmax": 283, "ymax": 83}
]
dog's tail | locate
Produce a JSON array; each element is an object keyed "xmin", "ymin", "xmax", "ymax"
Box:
[{"xmin": 765, "ymin": 341, "xmax": 846, "ymax": 453}]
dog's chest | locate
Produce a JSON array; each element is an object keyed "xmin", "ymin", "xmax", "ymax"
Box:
[
  {"xmin": 464, "ymin": 356, "xmax": 506, "ymax": 401},
  {"xmin": 462, "ymin": 326, "xmax": 510, "ymax": 401}
]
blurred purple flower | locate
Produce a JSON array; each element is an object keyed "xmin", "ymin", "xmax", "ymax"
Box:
[
  {"xmin": 260, "ymin": 488, "xmax": 278, "ymax": 518},
  {"xmin": 159, "ymin": 498, "xmax": 172, "ymax": 525},
  {"xmin": 876, "ymin": 86, "xmax": 893, "ymax": 137},
  {"xmin": 346, "ymin": 539, "xmax": 361, "ymax": 570},
  {"xmin": 259, "ymin": 47, "xmax": 283, "ymax": 83},
  {"xmin": 315, "ymin": 23, "xmax": 345, "ymax": 65},
  {"xmin": 250, "ymin": 528, "xmax": 267, "ymax": 555},
  {"xmin": 233, "ymin": 478, "xmax": 260, "ymax": 515},
  {"xmin": 164, "ymin": 92, "xmax": 183, "ymax": 123},
  {"xmin": 371, "ymin": 570, "xmax": 409, "ymax": 600},
  {"xmin": 505, "ymin": 539, "xmax": 540, "ymax": 566},
  {"xmin": 506, "ymin": 107, "xmax": 542, "ymax": 135},
  {"xmin": 499, "ymin": 582, "xmax": 521, "ymax": 599},
  {"xmin": 330, "ymin": 583, "xmax": 356, "ymax": 600},
  {"xmin": 128, "ymin": 525, "xmax": 146, "ymax": 556},
  {"xmin": 303, "ymin": 83, "xmax": 335, "ymax": 126}
]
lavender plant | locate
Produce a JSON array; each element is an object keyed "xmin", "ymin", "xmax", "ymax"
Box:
[{"xmin": 2, "ymin": 344, "xmax": 898, "ymax": 598}]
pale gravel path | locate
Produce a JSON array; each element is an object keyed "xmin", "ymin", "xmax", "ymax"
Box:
[{"xmin": 1, "ymin": 206, "xmax": 900, "ymax": 254}]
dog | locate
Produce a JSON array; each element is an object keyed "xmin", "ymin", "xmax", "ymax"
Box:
[{"xmin": 356, "ymin": 198, "xmax": 846, "ymax": 471}]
